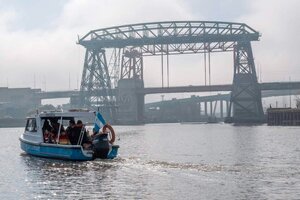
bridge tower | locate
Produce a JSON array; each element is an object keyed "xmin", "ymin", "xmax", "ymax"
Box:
[
  {"xmin": 79, "ymin": 48, "xmax": 116, "ymax": 121},
  {"xmin": 117, "ymin": 48, "xmax": 145, "ymax": 124},
  {"xmin": 228, "ymin": 41, "xmax": 264, "ymax": 123}
]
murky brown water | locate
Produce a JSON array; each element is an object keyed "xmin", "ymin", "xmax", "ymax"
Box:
[{"xmin": 1, "ymin": 124, "xmax": 300, "ymax": 199}]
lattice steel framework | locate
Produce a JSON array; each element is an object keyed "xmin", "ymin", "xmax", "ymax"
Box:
[
  {"xmin": 108, "ymin": 48, "xmax": 121, "ymax": 88},
  {"xmin": 80, "ymin": 49, "xmax": 116, "ymax": 119},
  {"xmin": 78, "ymin": 21, "xmax": 261, "ymax": 122},
  {"xmin": 120, "ymin": 48, "xmax": 143, "ymax": 79},
  {"xmin": 228, "ymin": 41, "xmax": 264, "ymax": 122}
]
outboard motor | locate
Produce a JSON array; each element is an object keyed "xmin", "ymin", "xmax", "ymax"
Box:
[{"xmin": 92, "ymin": 133, "xmax": 110, "ymax": 159}]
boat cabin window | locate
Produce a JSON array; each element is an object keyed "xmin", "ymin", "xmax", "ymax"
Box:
[
  {"xmin": 25, "ymin": 118, "xmax": 37, "ymax": 132},
  {"xmin": 41, "ymin": 116, "xmax": 93, "ymax": 145}
]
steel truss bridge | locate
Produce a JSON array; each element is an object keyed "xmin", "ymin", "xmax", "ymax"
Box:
[{"xmin": 77, "ymin": 21, "xmax": 265, "ymax": 123}]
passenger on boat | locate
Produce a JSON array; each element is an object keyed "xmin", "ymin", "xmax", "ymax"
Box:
[
  {"xmin": 51, "ymin": 119, "xmax": 65, "ymax": 133},
  {"xmin": 42, "ymin": 120, "xmax": 52, "ymax": 133},
  {"xmin": 66, "ymin": 119, "xmax": 78, "ymax": 145},
  {"xmin": 76, "ymin": 120, "xmax": 92, "ymax": 149},
  {"xmin": 42, "ymin": 120, "xmax": 52, "ymax": 143},
  {"xmin": 66, "ymin": 119, "xmax": 92, "ymax": 149},
  {"xmin": 91, "ymin": 127, "xmax": 98, "ymax": 138},
  {"xmin": 49, "ymin": 119, "xmax": 65, "ymax": 143}
]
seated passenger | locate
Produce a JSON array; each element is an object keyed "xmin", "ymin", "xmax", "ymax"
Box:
[
  {"xmin": 76, "ymin": 120, "xmax": 92, "ymax": 149},
  {"xmin": 49, "ymin": 118, "xmax": 65, "ymax": 143},
  {"xmin": 42, "ymin": 120, "xmax": 52, "ymax": 143},
  {"xmin": 66, "ymin": 119, "xmax": 79, "ymax": 145},
  {"xmin": 42, "ymin": 120, "xmax": 52, "ymax": 133}
]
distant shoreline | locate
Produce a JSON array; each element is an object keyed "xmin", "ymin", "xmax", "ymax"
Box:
[{"xmin": 0, "ymin": 118, "xmax": 25, "ymax": 128}]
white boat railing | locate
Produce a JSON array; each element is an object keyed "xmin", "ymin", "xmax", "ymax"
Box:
[
  {"xmin": 77, "ymin": 125, "xmax": 86, "ymax": 145},
  {"xmin": 56, "ymin": 116, "xmax": 63, "ymax": 144}
]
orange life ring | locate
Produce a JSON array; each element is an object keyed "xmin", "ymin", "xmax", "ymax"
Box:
[{"xmin": 102, "ymin": 124, "xmax": 116, "ymax": 144}]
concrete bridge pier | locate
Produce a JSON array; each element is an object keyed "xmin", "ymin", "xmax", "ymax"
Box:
[
  {"xmin": 199, "ymin": 102, "xmax": 202, "ymax": 117},
  {"xmin": 220, "ymin": 100, "xmax": 230, "ymax": 119},
  {"xmin": 220, "ymin": 100, "xmax": 224, "ymax": 118},
  {"xmin": 210, "ymin": 101, "xmax": 213, "ymax": 116},
  {"xmin": 204, "ymin": 101, "xmax": 208, "ymax": 116},
  {"xmin": 226, "ymin": 100, "xmax": 229, "ymax": 117},
  {"xmin": 116, "ymin": 79, "xmax": 144, "ymax": 124},
  {"xmin": 201, "ymin": 99, "xmax": 230, "ymax": 120}
]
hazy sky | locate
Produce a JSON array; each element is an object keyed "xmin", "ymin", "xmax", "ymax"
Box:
[{"xmin": 0, "ymin": 0, "xmax": 299, "ymax": 96}]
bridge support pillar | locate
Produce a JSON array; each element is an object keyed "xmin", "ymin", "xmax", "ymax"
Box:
[
  {"xmin": 204, "ymin": 101, "xmax": 208, "ymax": 116},
  {"xmin": 117, "ymin": 48, "xmax": 145, "ymax": 124},
  {"xmin": 228, "ymin": 41, "xmax": 264, "ymax": 123},
  {"xmin": 199, "ymin": 102, "xmax": 202, "ymax": 117},
  {"xmin": 226, "ymin": 100, "xmax": 229, "ymax": 117},
  {"xmin": 116, "ymin": 79, "xmax": 144, "ymax": 124},
  {"xmin": 220, "ymin": 100, "xmax": 223, "ymax": 118}
]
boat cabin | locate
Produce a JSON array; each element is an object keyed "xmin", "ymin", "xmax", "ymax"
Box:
[{"xmin": 23, "ymin": 110, "xmax": 95, "ymax": 145}]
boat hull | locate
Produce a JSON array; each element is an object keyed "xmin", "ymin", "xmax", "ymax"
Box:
[
  {"xmin": 20, "ymin": 137, "xmax": 94, "ymax": 161},
  {"xmin": 108, "ymin": 145, "xmax": 119, "ymax": 159}
]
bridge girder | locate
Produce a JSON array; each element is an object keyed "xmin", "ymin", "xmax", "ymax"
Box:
[
  {"xmin": 78, "ymin": 21, "xmax": 259, "ymax": 56},
  {"xmin": 37, "ymin": 82, "xmax": 300, "ymax": 99}
]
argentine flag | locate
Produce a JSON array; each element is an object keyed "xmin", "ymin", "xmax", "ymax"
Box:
[{"xmin": 94, "ymin": 112, "xmax": 106, "ymax": 133}]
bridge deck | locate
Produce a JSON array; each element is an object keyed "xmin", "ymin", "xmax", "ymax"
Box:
[{"xmin": 37, "ymin": 81, "xmax": 300, "ymax": 99}]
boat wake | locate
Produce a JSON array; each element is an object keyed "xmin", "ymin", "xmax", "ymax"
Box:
[
  {"xmin": 145, "ymin": 160, "xmax": 223, "ymax": 172},
  {"xmin": 104, "ymin": 156, "xmax": 224, "ymax": 173}
]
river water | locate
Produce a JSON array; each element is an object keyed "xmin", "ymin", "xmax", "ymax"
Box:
[{"xmin": 0, "ymin": 123, "xmax": 299, "ymax": 199}]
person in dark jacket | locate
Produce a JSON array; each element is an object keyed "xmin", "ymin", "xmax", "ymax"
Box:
[
  {"xmin": 76, "ymin": 120, "xmax": 92, "ymax": 149},
  {"xmin": 42, "ymin": 119, "xmax": 52, "ymax": 143},
  {"xmin": 66, "ymin": 119, "xmax": 79, "ymax": 145}
]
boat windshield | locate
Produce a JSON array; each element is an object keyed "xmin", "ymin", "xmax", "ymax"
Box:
[{"xmin": 25, "ymin": 118, "xmax": 37, "ymax": 132}]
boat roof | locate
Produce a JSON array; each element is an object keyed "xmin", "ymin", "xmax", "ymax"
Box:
[{"xmin": 29, "ymin": 109, "xmax": 96, "ymax": 118}]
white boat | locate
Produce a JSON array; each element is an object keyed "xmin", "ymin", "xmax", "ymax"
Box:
[{"xmin": 19, "ymin": 110, "xmax": 119, "ymax": 161}]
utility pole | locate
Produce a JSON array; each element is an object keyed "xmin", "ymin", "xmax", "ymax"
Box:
[{"xmin": 289, "ymin": 76, "xmax": 292, "ymax": 108}]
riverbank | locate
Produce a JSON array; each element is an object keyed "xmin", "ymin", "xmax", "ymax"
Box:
[{"xmin": 0, "ymin": 118, "xmax": 25, "ymax": 128}]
